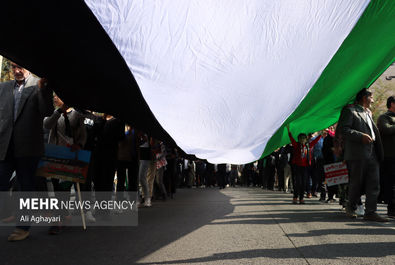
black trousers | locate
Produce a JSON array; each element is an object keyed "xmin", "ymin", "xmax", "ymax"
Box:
[
  {"xmin": 312, "ymin": 158, "xmax": 325, "ymax": 194},
  {"xmin": 205, "ymin": 170, "xmax": 214, "ymax": 187},
  {"xmin": 381, "ymin": 158, "xmax": 395, "ymax": 214},
  {"xmin": 259, "ymin": 169, "xmax": 265, "ymax": 188},
  {"xmin": 0, "ymin": 143, "xmax": 41, "ymax": 230},
  {"xmin": 347, "ymin": 157, "xmax": 380, "ymax": 215},
  {"xmin": 93, "ymin": 152, "xmax": 117, "ymax": 192},
  {"xmin": 293, "ymin": 165, "xmax": 309, "ymax": 200},
  {"xmin": 277, "ymin": 166, "xmax": 285, "ymax": 191},
  {"xmin": 217, "ymin": 171, "xmax": 226, "ymax": 188},
  {"xmin": 266, "ymin": 166, "xmax": 275, "ymax": 190},
  {"xmin": 320, "ymin": 183, "xmax": 338, "ymax": 200},
  {"xmin": 164, "ymin": 159, "xmax": 176, "ymax": 195}
]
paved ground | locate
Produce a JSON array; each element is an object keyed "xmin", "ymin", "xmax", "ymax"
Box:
[{"xmin": 1, "ymin": 187, "xmax": 395, "ymax": 265}]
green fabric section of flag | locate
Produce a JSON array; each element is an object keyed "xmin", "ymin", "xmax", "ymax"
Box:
[{"xmin": 261, "ymin": 0, "xmax": 395, "ymax": 159}]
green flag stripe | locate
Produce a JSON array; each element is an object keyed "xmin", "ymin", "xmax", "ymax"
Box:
[{"xmin": 262, "ymin": 0, "xmax": 395, "ymax": 158}]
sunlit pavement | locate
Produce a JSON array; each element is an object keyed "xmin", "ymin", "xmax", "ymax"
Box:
[{"xmin": 1, "ymin": 187, "xmax": 395, "ymax": 265}]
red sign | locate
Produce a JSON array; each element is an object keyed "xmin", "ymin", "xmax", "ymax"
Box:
[{"xmin": 324, "ymin": 162, "xmax": 349, "ymax": 186}]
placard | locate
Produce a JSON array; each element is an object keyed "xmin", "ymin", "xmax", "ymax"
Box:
[
  {"xmin": 324, "ymin": 162, "xmax": 349, "ymax": 187},
  {"xmin": 36, "ymin": 144, "xmax": 91, "ymax": 183}
]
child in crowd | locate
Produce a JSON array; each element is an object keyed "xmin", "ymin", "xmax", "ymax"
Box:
[{"xmin": 286, "ymin": 125, "xmax": 323, "ymax": 204}]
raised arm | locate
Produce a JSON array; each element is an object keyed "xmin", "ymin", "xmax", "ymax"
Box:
[
  {"xmin": 286, "ymin": 125, "xmax": 297, "ymax": 146},
  {"xmin": 309, "ymin": 134, "xmax": 322, "ymax": 148},
  {"xmin": 43, "ymin": 109, "xmax": 61, "ymax": 130},
  {"xmin": 37, "ymin": 78, "xmax": 54, "ymax": 117}
]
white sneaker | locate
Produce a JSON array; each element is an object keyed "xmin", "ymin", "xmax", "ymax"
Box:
[
  {"xmin": 85, "ymin": 210, "xmax": 96, "ymax": 223},
  {"xmin": 144, "ymin": 198, "xmax": 152, "ymax": 207},
  {"xmin": 356, "ymin": 205, "xmax": 365, "ymax": 216}
]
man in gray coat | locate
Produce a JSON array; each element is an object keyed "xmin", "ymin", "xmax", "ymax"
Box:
[
  {"xmin": 338, "ymin": 88, "xmax": 387, "ymax": 222},
  {"xmin": 377, "ymin": 96, "xmax": 395, "ymax": 218},
  {"xmin": 0, "ymin": 62, "xmax": 53, "ymax": 241}
]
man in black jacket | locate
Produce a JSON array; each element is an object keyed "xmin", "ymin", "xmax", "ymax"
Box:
[
  {"xmin": 0, "ymin": 62, "xmax": 53, "ymax": 241},
  {"xmin": 377, "ymin": 96, "xmax": 395, "ymax": 218},
  {"xmin": 338, "ymin": 88, "xmax": 387, "ymax": 222}
]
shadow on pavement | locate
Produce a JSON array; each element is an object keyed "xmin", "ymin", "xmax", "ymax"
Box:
[
  {"xmin": 137, "ymin": 242, "xmax": 395, "ymax": 264},
  {"xmin": 208, "ymin": 211, "xmax": 358, "ymax": 225},
  {"xmin": 287, "ymin": 228, "xmax": 395, "ymax": 237},
  {"xmin": 0, "ymin": 189, "xmax": 234, "ymax": 265}
]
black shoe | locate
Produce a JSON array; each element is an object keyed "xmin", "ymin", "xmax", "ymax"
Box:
[
  {"xmin": 363, "ymin": 213, "xmax": 389, "ymax": 222},
  {"xmin": 346, "ymin": 208, "xmax": 357, "ymax": 219}
]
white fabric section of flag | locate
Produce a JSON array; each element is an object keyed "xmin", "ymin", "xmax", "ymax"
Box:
[{"xmin": 85, "ymin": 0, "xmax": 369, "ymax": 164}]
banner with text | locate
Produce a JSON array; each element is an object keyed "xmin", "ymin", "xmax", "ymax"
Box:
[
  {"xmin": 36, "ymin": 144, "xmax": 91, "ymax": 183},
  {"xmin": 324, "ymin": 162, "xmax": 349, "ymax": 187}
]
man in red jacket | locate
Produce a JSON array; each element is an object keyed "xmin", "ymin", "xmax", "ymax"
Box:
[{"xmin": 286, "ymin": 125, "xmax": 323, "ymax": 204}]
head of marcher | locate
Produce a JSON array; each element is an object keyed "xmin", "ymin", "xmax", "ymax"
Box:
[
  {"xmin": 355, "ymin": 88, "xmax": 373, "ymax": 109},
  {"xmin": 386, "ymin": 96, "xmax": 395, "ymax": 113},
  {"xmin": 10, "ymin": 62, "xmax": 30, "ymax": 85},
  {"xmin": 297, "ymin": 133, "xmax": 307, "ymax": 145}
]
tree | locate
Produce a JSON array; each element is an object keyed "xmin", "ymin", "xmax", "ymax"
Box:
[
  {"xmin": 0, "ymin": 55, "xmax": 14, "ymax": 82},
  {"xmin": 370, "ymin": 64, "xmax": 395, "ymax": 122}
]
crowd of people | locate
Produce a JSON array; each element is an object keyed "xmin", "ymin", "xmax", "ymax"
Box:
[
  {"xmin": 280, "ymin": 88, "xmax": 395, "ymax": 224},
  {"xmin": 0, "ymin": 63, "xmax": 394, "ymax": 242}
]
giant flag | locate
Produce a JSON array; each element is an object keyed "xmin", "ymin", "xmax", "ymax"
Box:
[{"xmin": 0, "ymin": 0, "xmax": 394, "ymax": 164}]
